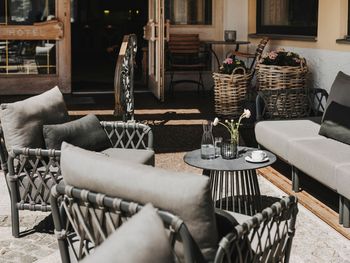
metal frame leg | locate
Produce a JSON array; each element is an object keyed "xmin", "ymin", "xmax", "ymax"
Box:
[
  {"xmin": 292, "ymin": 166, "xmax": 300, "ymax": 192},
  {"xmin": 343, "ymin": 197, "xmax": 350, "ymax": 228},
  {"xmin": 339, "ymin": 196, "xmax": 344, "ymax": 225}
]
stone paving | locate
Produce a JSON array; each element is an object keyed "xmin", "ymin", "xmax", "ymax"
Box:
[{"xmin": 0, "ymin": 152, "xmax": 349, "ymax": 262}]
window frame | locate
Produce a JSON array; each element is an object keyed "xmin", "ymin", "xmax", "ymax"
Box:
[{"xmin": 256, "ymin": 0, "xmax": 319, "ymax": 37}]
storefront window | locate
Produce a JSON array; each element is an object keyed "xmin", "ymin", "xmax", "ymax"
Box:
[
  {"xmin": 165, "ymin": 0, "xmax": 212, "ymax": 25},
  {"xmin": 0, "ymin": 0, "xmax": 57, "ymax": 75},
  {"xmin": 257, "ymin": 0, "xmax": 319, "ymax": 36}
]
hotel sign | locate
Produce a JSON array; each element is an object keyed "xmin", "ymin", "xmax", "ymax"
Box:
[{"xmin": 0, "ymin": 20, "xmax": 64, "ymax": 40}]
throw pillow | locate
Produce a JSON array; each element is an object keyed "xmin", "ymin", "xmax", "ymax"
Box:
[
  {"xmin": 0, "ymin": 86, "xmax": 69, "ymax": 151},
  {"xmin": 81, "ymin": 204, "xmax": 174, "ymax": 263},
  {"xmin": 319, "ymin": 101, "xmax": 350, "ymax": 145},
  {"xmin": 325, "ymin": 71, "xmax": 350, "ymax": 111},
  {"xmin": 43, "ymin": 114, "xmax": 112, "ymax": 151}
]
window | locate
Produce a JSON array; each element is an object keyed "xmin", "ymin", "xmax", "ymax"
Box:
[
  {"xmin": 165, "ymin": 0, "xmax": 212, "ymax": 25},
  {"xmin": 257, "ymin": 0, "xmax": 319, "ymax": 36},
  {"xmin": 0, "ymin": 0, "xmax": 57, "ymax": 75}
]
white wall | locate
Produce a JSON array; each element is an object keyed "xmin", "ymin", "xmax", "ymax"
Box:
[{"xmin": 224, "ymin": 0, "xmax": 248, "ymax": 41}]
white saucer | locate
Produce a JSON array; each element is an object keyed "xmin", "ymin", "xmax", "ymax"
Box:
[{"xmin": 245, "ymin": 156, "xmax": 269, "ymax": 163}]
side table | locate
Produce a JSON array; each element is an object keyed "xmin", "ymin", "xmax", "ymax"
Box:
[{"xmin": 184, "ymin": 147, "xmax": 276, "ymax": 215}]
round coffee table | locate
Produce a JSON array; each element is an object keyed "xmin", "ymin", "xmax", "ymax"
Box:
[{"xmin": 184, "ymin": 147, "xmax": 276, "ymax": 215}]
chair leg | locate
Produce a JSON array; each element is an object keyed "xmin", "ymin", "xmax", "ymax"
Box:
[
  {"xmin": 343, "ymin": 197, "xmax": 350, "ymax": 228},
  {"xmin": 169, "ymin": 72, "xmax": 174, "ymax": 96},
  {"xmin": 9, "ymin": 179, "xmax": 20, "ymax": 237},
  {"xmin": 339, "ymin": 195, "xmax": 344, "ymax": 225},
  {"xmin": 291, "ymin": 166, "xmax": 300, "ymax": 193}
]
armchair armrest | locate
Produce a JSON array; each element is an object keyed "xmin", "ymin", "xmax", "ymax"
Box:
[{"xmin": 100, "ymin": 121, "xmax": 153, "ymax": 150}]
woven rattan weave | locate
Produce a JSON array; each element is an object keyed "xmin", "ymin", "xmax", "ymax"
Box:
[
  {"xmin": 256, "ymin": 61, "xmax": 308, "ymax": 118},
  {"xmin": 213, "ymin": 67, "xmax": 252, "ymax": 117}
]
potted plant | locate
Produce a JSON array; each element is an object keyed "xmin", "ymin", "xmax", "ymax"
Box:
[
  {"xmin": 256, "ymin": 48, "xmax": 309, "ymax": 118},
  {"xmin": 213, "ymin": 109, "xmax": 251, "ymax": 159},
  {"xmin": 213, "ymin": 58, "xmax": 252, "ymax": 118}
]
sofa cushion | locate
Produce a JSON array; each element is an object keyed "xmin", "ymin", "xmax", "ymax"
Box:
[
  {"xmin": 288, "ymin": 138, "xmax": 350, "ymax": 190},
  {"xmin": 319, "ymin": 101, "xmax": 350, "ymax": 145},
  {"xmin": 325, "ymin": 71, "xmax": 350, "ymax": 111},
  {"xmin": 81, "ymin": 204, "xmax": 174, "ymax": 263},
  {"xmin": 101, "ymin": 148, "xmax": 155, "ymax": 166},
  {"xmin": 0, "ymin": 86, "xmax": 69, "ymax": 151},
  {"xmin": 336, "ymin": 164, "xmax": 350, "ymax": 201},
  {"xmin": 255, "ymin": 120, "xmax": 321, "ymax": 161},
  {"xmin": 61, "ymin": 142, "xmax": 218, "ymax": 261},
  {"xmin": 43, "ymin": 114, "xmax": 112, "ymax": 151}
]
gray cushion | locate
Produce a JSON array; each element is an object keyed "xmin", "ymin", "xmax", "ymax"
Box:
[
  {"xmin": 101, "ymin": 148, "xmax": 155, "ymax": 166},
  {"xmin": 319, "ymin": 101, "xmax": 350, "ymax": 145},
  {"xmin": 336, "ymin": 164, "xmax": 350, "ymax": 200},
  {"xmin": 288, "ymin": 138, "xmax": 350, "ymax": 190},
  {"xmin": 43, "ymin": 114, "xmax": 112, "ymax": 151},
  {"xmin": 325, "ymin": 71, "xmax": 350, "ymax": 111},
  {"xmin": 61, "ymin": 142, "xmax": 218, "ymax": 261},
  {"xmin": 255, "ymin": 120, "xmax": 321, "ymax": 161},
  {"xmin": 0, "ymin": 86, "xmax": 69, "ymax": 151},
  {"xmin": 81, "ymin": 204, "xmax": 174, "ymax": 263}
]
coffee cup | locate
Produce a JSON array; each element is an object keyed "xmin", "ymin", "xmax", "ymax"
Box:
[{"xmin": 251, "ymin": 150, "xmax": 267, "ymax": 161}]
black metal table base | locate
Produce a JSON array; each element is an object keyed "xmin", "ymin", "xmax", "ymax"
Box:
[{"xmin": 208, "ymin": 169, "xmax": 262, "ymax": 216}]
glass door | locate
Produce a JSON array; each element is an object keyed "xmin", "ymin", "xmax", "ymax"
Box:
[
  {"xmin": 0, "ymin": 0, "xmax": 71, "ymax": 95},
  {"xmin": 144, "ymin": 0, "xmax": 167, "ymax": 101}
]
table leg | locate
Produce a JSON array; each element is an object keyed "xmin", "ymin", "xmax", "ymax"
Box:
[{"xmin": 209, "ymin": 169, "xmax": 262, "ymax": 216}]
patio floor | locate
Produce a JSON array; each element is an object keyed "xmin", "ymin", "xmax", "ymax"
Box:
[{"xmin": 0, "ymin": 91, "xmax": 349, "ymax": 262}]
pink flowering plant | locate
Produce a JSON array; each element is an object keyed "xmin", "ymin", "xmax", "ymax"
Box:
[
  {"xmin": 219, "ymin": 57, "xmax": 246, "ymax": 75},
  {"xmin": 259, "ymin": 48, "xmax": 306, "ymax": 67}
]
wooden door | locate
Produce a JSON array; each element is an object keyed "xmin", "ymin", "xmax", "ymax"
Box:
[
  {"xmin": 0, "ymin": 0, "xmax": 71, "ymax": 95},
  {"xmin": 144, "ymin": 0, "xmax": 168, "ymax": 101}
]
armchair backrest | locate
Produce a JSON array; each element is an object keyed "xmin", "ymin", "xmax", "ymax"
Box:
[
  {"xmin": 214, "ymin": 196, "xmax": 298, "ymax": 263},
  {"xmin": 51, "ymin": 183, "xmax": 202, "ymax": 263}
]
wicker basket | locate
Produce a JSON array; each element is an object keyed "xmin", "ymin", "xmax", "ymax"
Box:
[
  {"xmin": 256, "ymin": 60, "xmax": 308, "ymax": 118},
  {"xmin": 213, "ymin": 67, "xmax": 252, "ymax": 117}
]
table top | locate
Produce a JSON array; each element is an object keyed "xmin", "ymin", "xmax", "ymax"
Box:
[
  {"xmin": 203, "ymin": 40, "xmax": 250, "ymax": 45},
  {"xmin": 184, "ymin": 147, "xmax": 276, "ymax": 171}
]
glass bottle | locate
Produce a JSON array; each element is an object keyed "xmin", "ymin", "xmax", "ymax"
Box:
[{"xmin": 201, "ymin": 120, "xmax": 215, "ymax": 159}]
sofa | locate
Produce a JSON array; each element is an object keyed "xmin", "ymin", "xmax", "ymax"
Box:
[{"xmin": 255, "ymin": 71, "xmax": 350, "ymax": 227}]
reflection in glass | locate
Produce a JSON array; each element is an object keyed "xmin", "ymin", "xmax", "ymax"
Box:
[
  {"xmin": 165, "ymin": 0, "xmax": 212, "ymax": 25},
  {"xmin": 0, "ymin": 40, "xmax": 56, "ymax": 75},
  {"xmin": 260, "ymin": 0, "xmax": 318, "ymax": 27},
  {"xmin": 7, "ymin": 0, "xmax": 56, "ymax": 25}
]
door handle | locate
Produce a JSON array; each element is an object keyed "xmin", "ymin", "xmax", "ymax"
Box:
[
  {"xmin": 143, "ymin": 20, "xmax": 157, "ymax": 42},
  {"xmin": 164, "ymin": 19, "xmax": 170, "ymax": 42}
]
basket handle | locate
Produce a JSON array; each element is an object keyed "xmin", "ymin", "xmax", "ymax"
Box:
[{"xmin": 231, "ymin": 67, "xmax": 246, "ymax": 76}]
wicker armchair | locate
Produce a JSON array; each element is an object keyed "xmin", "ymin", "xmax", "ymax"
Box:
[
  {"xmin": 0, "ymin": 121, "xmax": 153, "ymax": 238},
  {"xmin": 51, "ymin": 143, "xmax": 298, "ymax": 263},
  {"xmin": 51, "ymin": 182, "xmax": 298, "ymax": 263},
  {"xmin": 256, "ymin": 87, "xmax": 329, "ymax": 121}
]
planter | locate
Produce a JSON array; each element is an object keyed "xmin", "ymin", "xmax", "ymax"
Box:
[
  {"xmin": 256, "ymin": 61, "xmax": 308, "ymax": 118},
  {"xmin": 220, "ymin": 140, "xmax": 238, "ymax": 159},
  {"xmin": 213, "ymin": 67, "xmax": 253, "ymax": 118}
]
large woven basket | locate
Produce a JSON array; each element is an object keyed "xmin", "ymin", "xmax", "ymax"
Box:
[
  {"xmin": 213, "ymin": 67, "xmax": 252, "ymax": 117},
  {"xmin": 256, "ymin": 60, "xmax": 308, "ymax": 118}
]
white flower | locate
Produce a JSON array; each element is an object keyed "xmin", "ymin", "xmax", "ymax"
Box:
[
  {"xmin": 243, "ymin": 109, "xmax": 251, "ymax": 119},
  {"xmin": 213, "ymin": 117, "xmax": 219, "ymax": 126}
]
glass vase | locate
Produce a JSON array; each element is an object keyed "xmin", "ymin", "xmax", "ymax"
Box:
[
  {"xmin": 221, "ymin": 140, "xmax": 238, "ymax": 159},
  {"xmin": 201, "ymin": 120, "xmax": 215, "ymax": 159}
]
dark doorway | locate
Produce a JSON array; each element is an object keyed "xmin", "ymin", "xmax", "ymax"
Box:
[{"xmin": 71, "ymin": 0, "xmax": 148, "ymax": 93}]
